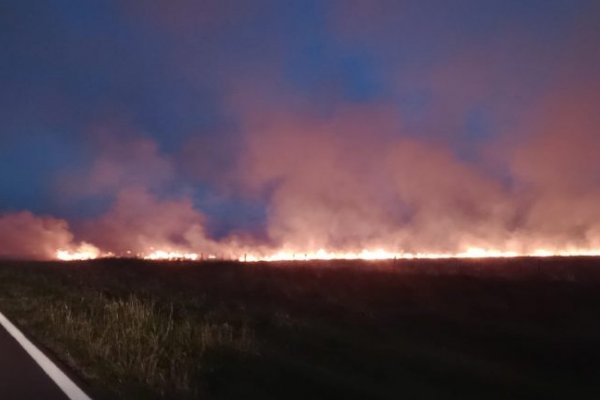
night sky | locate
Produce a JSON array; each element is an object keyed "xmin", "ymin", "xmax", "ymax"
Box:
[{"xmin": 1, "ymin": 1, "xmax": 599, "ymax": 259}]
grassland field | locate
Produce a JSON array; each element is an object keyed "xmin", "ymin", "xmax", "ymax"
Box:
[{"xmin": 1, "ymin": 257, "xmax": 600, "ymax": 399}]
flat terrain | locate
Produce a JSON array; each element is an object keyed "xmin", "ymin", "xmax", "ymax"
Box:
[{"xmin": 1, "ymin": 257, "xmax": 600, "ymax": 399}]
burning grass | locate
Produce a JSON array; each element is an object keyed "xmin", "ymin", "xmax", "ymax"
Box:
[{"xmin": 1, "ymin": 257, "xmax": 600, "ymax": 399}]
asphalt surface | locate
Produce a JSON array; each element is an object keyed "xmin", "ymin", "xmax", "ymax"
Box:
[{"xmin": 0, "ymin": 322, "xmax": 68, "ymax": 400}]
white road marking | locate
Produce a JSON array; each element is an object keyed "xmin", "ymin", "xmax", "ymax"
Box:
[{"xmin": 0, "ymin": 311, "xmax": 92, "ymax": 400}]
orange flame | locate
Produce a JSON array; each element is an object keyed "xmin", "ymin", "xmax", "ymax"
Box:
[
  {"xmin": 55, "ymin": 243, "xmax": 102, "ymax": 261},
  {"xmin": 143, "ymin": 250, "xmax": 200, "ymax": 261},
  {"xmin": 53, "ymin": 245, "xmax": 600, "ymax": 262},
  {"xmin": 238, "ymin": 247, "xmax": 600, "ymax": 262}
]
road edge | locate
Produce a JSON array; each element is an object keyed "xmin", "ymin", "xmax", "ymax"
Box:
[{"xmin": 0, "ymin": 311, "xmax": 92, "ymax": 400}]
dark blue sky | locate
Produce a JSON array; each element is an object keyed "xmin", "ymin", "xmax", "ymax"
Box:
[{"xmin": 1, "ymin": 0, "xmax": 598, "ymax": 240}]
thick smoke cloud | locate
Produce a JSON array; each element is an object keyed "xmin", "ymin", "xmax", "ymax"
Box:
[
  {"xmin": 60, "ymin": 128, "xmax": 226, "ymax": 258},
  {"xmin": 509, "ymin": 84, "xmax": 600, "ymax": 249},
  {"xmin": 237, "ymin": 105, "xmax": 512, "ymax": 254},
  {"xmin": 1, "ymin": 1, "xmax": 599, "ymax": 259},
  {"xmin": 0, "ymin": 212, "xmax": 94, "ymax": 260},
  {"xmin": 235, "ymin": 96, "xmax": 600, "ymax": 256},
  {"xmin": 81, "ymin": 187, "xmax": 219, "ymax": 257},
  {"xmin": 56, "ymin": 124, "xmax": 176, "ymax": 199}
]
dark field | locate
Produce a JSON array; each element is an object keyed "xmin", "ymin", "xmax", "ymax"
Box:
[{"xmin": 1, "ymin": 257, "xmax": 600, "ymax": 399}]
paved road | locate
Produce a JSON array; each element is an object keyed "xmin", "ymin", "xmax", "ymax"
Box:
[{"xmin": 0, "ymin": 322, "xmax": 69, "ymax": 400}]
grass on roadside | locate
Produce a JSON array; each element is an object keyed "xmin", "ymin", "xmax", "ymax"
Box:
[
  {"xmin": 0, "ymin": 265, "xmax": 256, "ymax": 399},
  {"xmin": 1, "ymin": 258, "xmax": 600, "ymax": 399}
]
